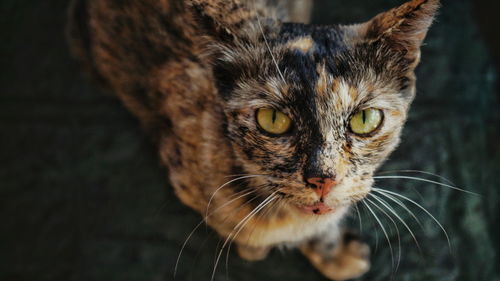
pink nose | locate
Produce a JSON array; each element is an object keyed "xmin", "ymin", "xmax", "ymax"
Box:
[{"xmin": 306, "ymin": 177, "xmax": 336, "ymax": 198}]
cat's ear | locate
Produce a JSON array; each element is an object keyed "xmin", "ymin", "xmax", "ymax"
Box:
[{"xmin": 354, "ymin": 0, "xmax": 440, "ymax": 68}]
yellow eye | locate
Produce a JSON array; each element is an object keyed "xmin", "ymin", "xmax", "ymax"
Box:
[
  {"xmin": 256, "ymin": 108, "xmax": 292, "ymax": 135},
  {"xmin": 349, "ymin": 108, "xmax": 383, "ymax": 135}
]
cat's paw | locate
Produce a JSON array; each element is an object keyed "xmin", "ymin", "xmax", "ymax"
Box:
[
  {"xmin": 301, "ymin": 232, "xmax": 370, "ymax": 281},
  {"xmin": 236, "ymin": 244, "xmax": 271, "ymax": 261}
]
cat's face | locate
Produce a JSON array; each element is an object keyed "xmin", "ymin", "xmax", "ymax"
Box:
[{"xmin": 213, "ymin": 0, "xmax": 437, "ymax": 215}]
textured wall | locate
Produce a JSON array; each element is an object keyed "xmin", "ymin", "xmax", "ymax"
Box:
[{"xmin": 1, "ymin": 0, "xmax": 498, "ymax": 280}]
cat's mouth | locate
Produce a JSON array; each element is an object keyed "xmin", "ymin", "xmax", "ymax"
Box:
[{"xmin": 296, "ymin": 202, "xmax": 334, "ymax": 215}]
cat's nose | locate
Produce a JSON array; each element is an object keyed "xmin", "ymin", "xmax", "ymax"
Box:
[{"xmin": 306, "ymin": 177, "xmax": 336, "ymax": 198}]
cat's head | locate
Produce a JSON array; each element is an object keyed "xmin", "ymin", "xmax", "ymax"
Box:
[{"xmin": 199, "ymin": 0, "xmax": 439, "ymax": 215}]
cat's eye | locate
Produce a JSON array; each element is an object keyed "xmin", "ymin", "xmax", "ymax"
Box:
[
  {"xmin": 349, "ymin": 108, "xmax": 383, "ymax": 135},
  {"xmin": 256, "ymin": 108, "xmax": 292, "ymax": 135}
]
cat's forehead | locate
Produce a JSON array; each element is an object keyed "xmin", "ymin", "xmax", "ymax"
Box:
[
  {"xmin": 278, "ymin": 23, "xmax": 348, "ymax": 54},
  {"xmin": 266, "ymin": 24, "xmax": 413, "ymax": 109},
  {"xmin": 275, "ymin": 23, "xmax": 350, "ymax": 81},
  {"xmin": 263, "ymin": 55, "xmax": 404, "ymax": 110}
]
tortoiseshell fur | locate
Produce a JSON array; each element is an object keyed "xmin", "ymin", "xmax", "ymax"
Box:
[{"xmin": 68, "ymin": 0, "xmax": 439, "ymax": 279}]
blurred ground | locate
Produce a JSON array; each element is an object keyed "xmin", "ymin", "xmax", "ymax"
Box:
[{"xmin": 1, "ymin": 0, "xmax": 499, "ymax": 280}]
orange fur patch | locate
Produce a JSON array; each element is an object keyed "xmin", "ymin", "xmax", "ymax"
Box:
[
  {"xmin": 331, "ymin": 79, "xmax": 340, "ymax": 93},
  {"xmin": 348, "ymin": 86, "xmax": 359, "ymax": 101},
  {"xmin": 288, "ymin": 36, "xmax": 314, "ymax": 53},
  {"xmin": 315, "ymin": 65, "xmax": 328, "ymax": 96},
  {"xmin": 390, "ymin": 110, "xmax": 402, "ymax": 117}
]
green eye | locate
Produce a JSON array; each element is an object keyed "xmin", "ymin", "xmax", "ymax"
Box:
[
  {"xmin": 349, "ymin": 108, "xmax": 383, "ymax": 135},
  {"xmin": 256, "ymin": 108, "xmax": 292, "ymax": 135}
]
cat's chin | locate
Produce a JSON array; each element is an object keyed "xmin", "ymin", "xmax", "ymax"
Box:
[{"xmin": 295, "ymin": 202, "xmax": 335, "ymax": 215}]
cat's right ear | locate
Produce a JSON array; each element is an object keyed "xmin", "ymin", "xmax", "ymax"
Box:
[{"xmin": 353, "ymin": 0, "xmax": 440, "ymax": 69}]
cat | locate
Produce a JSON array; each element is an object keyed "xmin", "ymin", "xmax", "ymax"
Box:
[{"xmin": 67, "ymin": 0, "xmax": 439, "ymax": 280}]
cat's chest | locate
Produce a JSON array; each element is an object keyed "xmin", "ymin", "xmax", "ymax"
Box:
[{"xmin": 239, "ymin": 206, "xmax": 348, "ymax": 247}]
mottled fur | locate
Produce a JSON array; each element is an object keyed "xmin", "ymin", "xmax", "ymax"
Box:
[{"xmin": 68, "ymin": 0, "xmax": 439, "ymax": 279}]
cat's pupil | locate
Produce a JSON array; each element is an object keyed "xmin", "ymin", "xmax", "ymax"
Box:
[
  {"xmin": 271, "ymin": 110, "xmax": 277, "ymax": 124},
  {"xmin": 362, "ymin": 110, "xmax": 366, "ymax": 124}
]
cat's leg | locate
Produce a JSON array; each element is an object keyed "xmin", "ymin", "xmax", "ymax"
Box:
[
  {"xmin": 300, "ymin": 230, "xmax": 370, "ymax": 281},
  {"xmin": 236, "ymin": 244, "xmax": 271, "ymax": 261}
]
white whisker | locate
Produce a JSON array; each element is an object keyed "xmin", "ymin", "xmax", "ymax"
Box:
[
  {"xmin": 225, "ymin": 198, "xmax": 280, "ymax": 279},
  {"xmin": 206, "ymin": 175, "xmax": 261, "ymax": 218},
  {"xmin": 373, "ymin": 175, "xmax": 479, "ymax": 196},
  {"xmin": 210, "ymin": 192, "xmax": 278, "ymax": 281},
  {"xmin": 377, "ymin": 169, "xmax": 456, "ymax": 186},
  {"xmin": 373, "ymin": 190, "xmax": 424, "ymax": 230},
  {"xmin": 252, "ymin": 0, "xmax": 286, "ymax": 83},
  {"xmin": 205, "ymin": 188, "xmax": 257, "ymax": 221},
  {"xmin": 374, "ymin": 188, "xmax": 452, "ymax": 250},
  {"xmin": 362, "ymin": 200, "xmax": 395, "ymax": 268},
  {"xmin": 354, "ymin": 203, "xmax": 363, "ymax": 233},
  {"xmin": 365, "ymin": 197, "xmax": 401, "ymax": 272},
  {"xmin": 174, "ymin": 188, "xmax": 258, "ymax": 277},
  {"xmin": 361, "ymin": 202, "xmax": 379, "ymax": 252},
  {"xmin": 370, "ymin": 193, "xmax": 421, "ymax": 252}
]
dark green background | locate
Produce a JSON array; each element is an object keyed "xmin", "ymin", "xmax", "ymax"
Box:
[{"xmin": 1, "ymin": 0, "xmax": 499, "ymax": 280}]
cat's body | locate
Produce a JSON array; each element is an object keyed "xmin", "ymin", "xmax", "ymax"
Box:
[{"xmin": 68, "ymin": 0, "xmax": 439, "ymax": 279}]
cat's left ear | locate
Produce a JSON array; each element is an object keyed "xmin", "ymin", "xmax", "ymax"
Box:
[{"xmin": 353, "ymin": 0, "xmax": 440, "ymax": 69}]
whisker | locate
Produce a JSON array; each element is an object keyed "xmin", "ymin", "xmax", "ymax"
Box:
[
  {"xmin": 210, "ymin": 192, "xmax": 278, "ymax": 281},
  {"xmin": 243, "ymin": 198, "xmax": 279, "ymax": 246},
  {"xmin": 215, "ymin": 194, "xmax": 277, "ymax": 281},
  {"xmin": 365, "ymin": 198, "xmax": 401, "ymax": 273},
  {"xmin": 360, "ymin": 202, "xmax": 379, "ymax": 252},
  {"xmin": 204, "ymin": 188, "xmax": 258, "ymax": 222},
  {"xmin": 373, "ymin": 190, "xmax": 424, "ymax": 230},
  {"xmin": 376, "ymin": 169, "xmax": 456, "ymax": 185},
  {"xmin": 206, "ymin": 175, "xmax": 262, "ymax": 218},
  {"xmin": 373, "ymin": 175, "xmax": 479, "ymax": 196},
  {"xmin": 374, "ymin": 188, "xmax": 452, "ymax": 250},
  {"xmin": 210, "ymin": 190, "xmax": 269, "ymax": 271},
  {"xmin": 174, "ymin": 188, "xmax": 257, "ymax": 277},
  {"xmin": 176, "ymin": 184, "xmax": 270, "ymax": 276},
  {"xmin": 354, "ymin": 203, "xmax": 363, "ymax": 234},
  {"xmin": 370, "ymin": 193, "xmax": 421, "ymax": 252},
  {"xmin": 225, "ymin": 197, "xmax": 280, "ymax": 280},
  {"xmin": 252, "ymin": 0, "xmax": 286, "ymax": 83},
  {"xmin": 362, "ymin": 200, "xmax": 395, "ymax": 268},
  {"xmin": 213, "ymin": 238, "xmax": 223, "ymax": 268},
  {"xmin": 186, "ymin": 229, "xmax": 215, "ymax": 281},
  {"xmin": 226, "ymin": 193, "xmax": 278, "ymax": 249}
]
